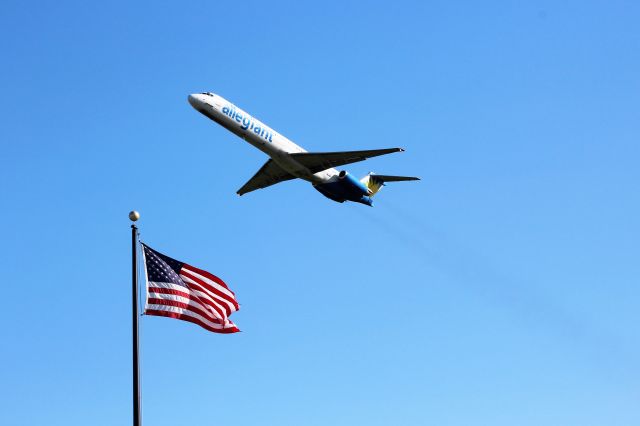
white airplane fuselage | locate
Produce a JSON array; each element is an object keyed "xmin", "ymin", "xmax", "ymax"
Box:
[{"xmin": 188, "ymin": 92, "xmax": 336, "ymax": 185}]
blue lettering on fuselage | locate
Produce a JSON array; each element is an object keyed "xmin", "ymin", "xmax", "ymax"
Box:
[{"xmin": 222, "ymin": 105, "xmax": 274, "ymax": 143}]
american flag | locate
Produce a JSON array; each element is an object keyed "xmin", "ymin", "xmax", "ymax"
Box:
[{"xmin": 141, "ymin": 243, "xmax": 240, "ymax": 333}]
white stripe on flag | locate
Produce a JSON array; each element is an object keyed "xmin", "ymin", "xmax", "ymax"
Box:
[
  {"xmin": 147, "ymin": 291, "xmax": 222, "ymax": 322},
  {"xmin": 179, "ymin": 274, "xmax": 237, "ymax": 313},
  {"xmin": 147, "ymin": 281, "xmax": 227, "ymax": 320},
  {"xmin": 180, "ymin": 267, "xmax": 236, "ymax": 300},
  {"xmin": 146, "ymin": 304, "xmax": 236, "ymax": 330}
]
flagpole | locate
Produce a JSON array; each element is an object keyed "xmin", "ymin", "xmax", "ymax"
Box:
[{"xmin": 129, "ymin": 210, "xmax": 141, "ymax": 426}]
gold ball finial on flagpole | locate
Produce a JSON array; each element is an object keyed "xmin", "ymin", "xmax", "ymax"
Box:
[{"xmin": 129, "ymin": 210, "xmax": 140, "ymax": 222}]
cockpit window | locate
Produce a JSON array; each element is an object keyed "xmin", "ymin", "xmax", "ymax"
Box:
[{"xmin": 200, "ymin": 92, "xmax": 214, "ymax": 96}]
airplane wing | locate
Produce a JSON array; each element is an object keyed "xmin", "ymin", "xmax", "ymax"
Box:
[
  {"xmin": 290, "ymin": 148, "xmax": 404, "ymax": 174},
  {"xmin": 237, "ymin": 159, "xmax": 296, "ymax": 195}
]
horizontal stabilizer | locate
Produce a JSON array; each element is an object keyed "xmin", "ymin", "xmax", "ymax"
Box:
[
  {"xmin": 360, "ymin": 173, "xmax": 420, "ymax": 196},
  {"xmin": 290, "ymin": 148, "xmax": 404, "ymax": 174},
  {"xmin": 368, "ymin": 174, "xmax": 420, "ymax": 182}
]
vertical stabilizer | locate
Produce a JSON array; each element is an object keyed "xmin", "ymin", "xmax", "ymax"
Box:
[{"xmin": 360, "ymin": 174, "xmax": 384, "ymax": 196}]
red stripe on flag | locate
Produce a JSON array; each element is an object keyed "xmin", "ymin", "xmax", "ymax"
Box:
[
  {"xmin": 147, "ymin": 284, "xmax": 227, "ymax": 320},
  {"xmin": 147, "ymin": 298, "xmax": 224, "ymax": 324},
  {"xmin": 180, "ymin": 269, "xmax": 240, "ymax": 311},
  {"xmin": 179, "ymin": 267, "xmax": 237, "ymax": 302},
  {"xmin": 147, "ymin": 287, "xmax": 191, "ymax": 299},
  {"xmin": 145, "ymin": 309, "xmax": 240, "ymax": 334},
  {"xmin": 179, "ymin": 275, "xmax": 236, "ymax": 315},
  {"xmin": 182, "ymin": 263, "xmax": 234, "ymax": 293}
]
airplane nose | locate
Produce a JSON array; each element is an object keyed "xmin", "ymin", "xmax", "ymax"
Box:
[{"xmin": 188, "ymin": 94, "xmax": 198, "ymax": 107}]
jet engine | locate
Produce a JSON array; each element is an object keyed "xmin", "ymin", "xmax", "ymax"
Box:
[{"xmin": 337, "ymin": 171, "xmax": 371, "ymax": 196}]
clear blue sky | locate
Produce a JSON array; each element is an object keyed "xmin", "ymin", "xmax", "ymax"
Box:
[{"xmin": 1, "ymin": 1, "xmax": 639, "ymax": 425}]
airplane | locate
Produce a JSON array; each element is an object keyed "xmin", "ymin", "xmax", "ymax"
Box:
[{"xmin": 188, "ymin": 92, "xmax": 419, "ymax": 206}]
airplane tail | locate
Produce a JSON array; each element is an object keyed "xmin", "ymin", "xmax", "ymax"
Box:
[{"xmin": 360, "ymin": 173, "xmax": 420, "ymax": 197}]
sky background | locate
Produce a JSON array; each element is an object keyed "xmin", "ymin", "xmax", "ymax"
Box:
[{"xmin": 1, "ymin": 1, "xmax": 639, "ymax": 425}]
